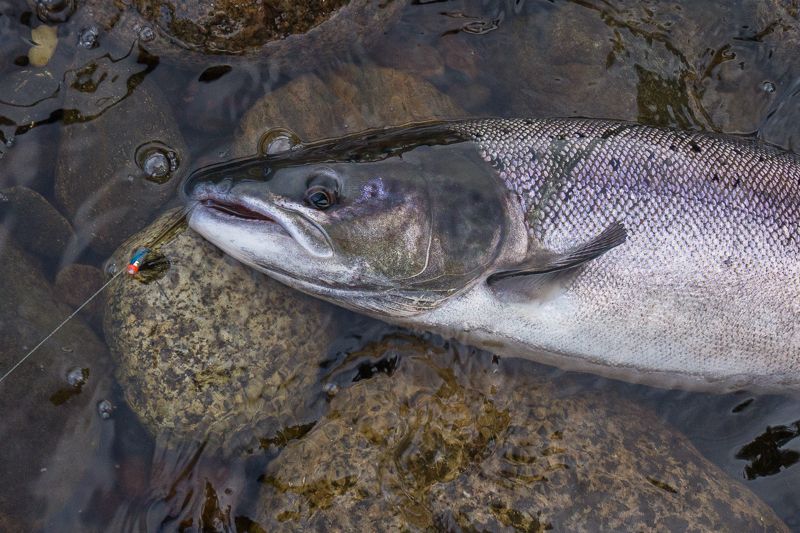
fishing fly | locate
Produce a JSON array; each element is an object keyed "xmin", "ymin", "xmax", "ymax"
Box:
[{"xmin": 0, "ymin": 204, "xmax": 195, "ymax": 385}]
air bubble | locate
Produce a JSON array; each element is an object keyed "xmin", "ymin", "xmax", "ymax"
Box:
[
  {"xmin": 66, "ymin": 367, "xmax": 87, "ymax": 387},
  {"xmin": 143, "ymin": 152, "xmax": 170, "ymax": 179},
  {"xmin": 97, "ymin": 399, "xmax": 114, "ymax": 419},
  {"xmin": 35, "ymin": 0, "xmax": 75, "ymax": 23},
  {"xmin": 136, "ymin": 24, "xmax": 156, "ymax": 42},
  {"xmin": 761, "ymin": 81, "xmax": 776, "ymax": 93},
  {"xmin": 258, "ymin": 128, "xmax": 302, "ymax": 156},
  {"xmin": 322, "ymin": 382, "xmax": 339, "ymax": 397},
  {"xmin": 78, "ymin": 26, "xmax": 99, "ymax": 49},
  {"xmin": 135, "ymin": 141, "xmax": 180, "ymax": 184}
]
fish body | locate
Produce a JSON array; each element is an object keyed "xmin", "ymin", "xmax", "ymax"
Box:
[{"xmin": 185, "ymin": 118, "xmax": 800, "ymax": 392}]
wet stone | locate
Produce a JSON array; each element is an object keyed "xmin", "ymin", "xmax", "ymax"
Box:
[
  {"xmin": 75, "ymin": 0, "xmax": 405, "ymax": 72},
  {"xmin": 55, "ymin": 80, "xmax": 187, "ymax": 256},
  {"xmin": 480, "ymin": 0, "xmax": 800, "ymax": 138},
  {"xmin": 253, "ymin": 336, "xmax": 788, "ymax": 531},
  {"xmin": 103, "ymin": 210, "xmax": 346, "ymax": 453},
  {"xmin": 54, "ymin": 263, "xmax": 104, "ymax": 322},
  {"xmin": 132, "ymin": 0, "xmax": 351, "ymax": 53},
  {"xmin": 235, "ymin": 65, "xmax": 465, "ymax": 155},
  {"xmin": 0, "ymin": 186, "xmax": 75, "ymax": 263},
  {"xmin": 0, "ymin": 230, "xmax": 112, "ymax": 529}
]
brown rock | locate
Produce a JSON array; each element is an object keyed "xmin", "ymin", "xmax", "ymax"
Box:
[
  {"xmin": 253, "ymin": 336, "xmax": 788, "ymax": 531},
  {"xmin": 235, "ymin": 65, "xmax": 465, "ymax": 155},
  {"xmin": 72, "ymin": 0, "xmax": 405, "ymax": 72},
  {"xmin": 103, "ymin": 210, "xmax": 347, "ymax": 452}
]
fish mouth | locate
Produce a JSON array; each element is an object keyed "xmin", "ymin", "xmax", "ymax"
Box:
[{"xmin": 201, "ymin": 198, "xmax": 277, "ymax": 224}]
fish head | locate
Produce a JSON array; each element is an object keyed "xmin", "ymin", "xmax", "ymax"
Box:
[{"xmin": 183, "ymin": 124, "xmax": 524, "ymax": 317}]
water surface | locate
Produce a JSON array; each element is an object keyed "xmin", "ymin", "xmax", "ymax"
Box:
[{"xmin": 2, "ymin": 0, "xmax": 800, "ymax": 530}]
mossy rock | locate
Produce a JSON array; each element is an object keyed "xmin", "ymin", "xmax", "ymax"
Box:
[
  {"xmin": 103, "ymin": 210, "xmax": 345, "ymax": 453},
  {"xmin": 254, "ymin": 335, "xmax": 787, "ymax": 531}
]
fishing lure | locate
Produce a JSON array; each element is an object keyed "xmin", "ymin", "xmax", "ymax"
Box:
[
  {"xmin": 127, "ymin": 247, "xmax": 151, "ymax": 275},
  {"xmin": 0, "ymin": 204, "xmax": 196, "ymax": 385}
]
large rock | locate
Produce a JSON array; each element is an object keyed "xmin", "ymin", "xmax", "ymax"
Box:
[
  {"xmin": 0, "ymin": 186, "xmax": 75, "ymax": 262},
  {"xmin": 251, "ymin": 336, "xmax": 788, "ymax": 531},
  {"xmin": 103, "ymin": 210, "xmax": 348, "ymax": 453},
  {"xmin": 55, "ymin": 79, "xmax": 188, "ymax": 256},
  {"xmin": 0, "ymin": 230, "xmax": 113, "ymax": 529},
  {"xmin": 70, "ymin": 0, "xmax": 405, "ymax": 72},
  {"xmin": 471, "ymin": 0, "xmax": 799, "ymax": 146},
  {"xmin": 234, "ymin": 65, "xmax": 465, "ymax": 155}
]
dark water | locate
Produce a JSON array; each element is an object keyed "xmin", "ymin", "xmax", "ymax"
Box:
[{"xmin": 2, "ymin": 0, "xmax": 800, "ymax": 530}]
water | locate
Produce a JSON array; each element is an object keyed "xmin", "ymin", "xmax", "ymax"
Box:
[{"xmin": 1, "ymin": 0, "xmax": 800, "ymax": 530}]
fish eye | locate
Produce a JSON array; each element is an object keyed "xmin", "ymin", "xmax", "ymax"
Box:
[{"xmin": 304, "ymin": 185, "xmax": 337, "ymax": 210}]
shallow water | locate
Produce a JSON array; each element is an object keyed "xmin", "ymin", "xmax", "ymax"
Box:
[{"xmin": 2, "ymin": 0, "xmax": 800, "ymax": 530}]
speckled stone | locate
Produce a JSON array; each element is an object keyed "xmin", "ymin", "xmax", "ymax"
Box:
[
  {"xmin": 254, "ymin": 335, "xmax": 788, "ymax": 531},
  {"xmin": 103, "ymin": 210, "xmax": 343, "ymax": 452}
]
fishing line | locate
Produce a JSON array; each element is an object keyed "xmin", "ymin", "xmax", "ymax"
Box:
[
  {"xmin": 0, "ymin": 202, "xmax": 199, "ymax": 386},
  {"xmin": 0, "ymin": 270, "xmax": 123, "ymax": 385}
]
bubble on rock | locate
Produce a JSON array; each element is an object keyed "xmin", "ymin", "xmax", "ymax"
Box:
[
  {"xmin": 5, "ymin": 136, "xmax": 15, "ymax": 148},
  {"xmin": 97, "ymin": 399, "xmax": 114, "ymax": 419},
  {"xmin": 761, "ymin": 81, "xmax": 776, "ymax": 93},
  {"xmin": 66, "ymin": 367, "xmax": 88, "ymax": 388},
  {"xmin": 34, "ymin": 0, "xmax": 75, "ymax": 23},
  {"xmin": 143, "ymin": 152, "xmax": 169, "ymax": 179},
  {"xmin": 257, "ymin": 128, "xmax": 303, "ymax": 156},
  {"xmin": 322, "ymin": 382, "xmax": 339, "ymax": 398},
  {"xmin": 135, "ymin": 141, "xmax": 180, "ymax": 184},
  {"xmin": 78, "ymin": 26, "xmax": 99, "ymax": 49},
  {"xmin": 135, "ymin": 24, "xmax": 156, "ymax": 43}
]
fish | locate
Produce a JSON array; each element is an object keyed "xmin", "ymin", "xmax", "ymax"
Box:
[{"xmin": 182, "ymin": 118, "xmax": 800, "ymax": 392}]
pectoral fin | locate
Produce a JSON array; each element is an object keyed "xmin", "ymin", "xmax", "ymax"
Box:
[{"xmin": 488, "ymin": 221, "xmax": 627, "ymax": 286}]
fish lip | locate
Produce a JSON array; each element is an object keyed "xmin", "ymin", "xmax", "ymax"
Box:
[
  {"xmin": 200, "ymin": 197, "xmax": 277, "ymax": 223},
  {"xmin": 192, "ymin": 189, "xmax": 289, "ymax": 236}
]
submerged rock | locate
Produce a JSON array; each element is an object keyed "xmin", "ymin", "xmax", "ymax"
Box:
[
  {"xmin": 489, "ymin": 0, "xmax": 800, "ymax": 142},
  {"xmin": 0, "ymin": 230, "xmax": 112, "ymax": 529},
  {"xmin": 55, "ymin": 79, "xmax": 187, "ymax": 256},
  {"xmin": 0, "ymin": 186, "xmax": 75, "ymax": 262},
  {"xmin": 54, "ymin": 262, "xmax": 104, "ymax": 323},
  {"xmin": 100, "ymin": 217, "xmax": 785, "ymax": 529},
  {"xmin": 103, "ymin": 210, "xmax": 345, "ymax": 452},
  {"xmin": 72, "ymin": 0, "xmax": 405, "ymax": 71},
  {"xmin": 253, "ymin": 335, "xmax": 788, "ymax": 531},
  {"xmin": 234, "ymin": 65, "xmax": 465, "ymax": 155}
]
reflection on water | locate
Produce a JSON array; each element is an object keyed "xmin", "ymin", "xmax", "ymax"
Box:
[{"xmin": 2, "ymin": 0, "xmax": 800, "ymax": 530}]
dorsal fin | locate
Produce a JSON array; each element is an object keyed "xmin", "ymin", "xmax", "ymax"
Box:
[{"xmin": 488, "ymin": 221, "xmax": 627, "ymax": 286}]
